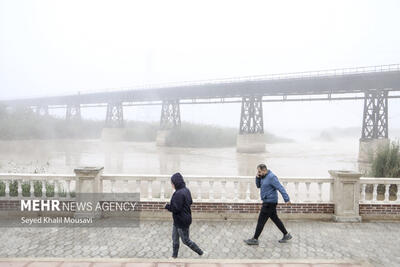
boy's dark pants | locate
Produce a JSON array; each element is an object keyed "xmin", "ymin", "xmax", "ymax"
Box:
[
  {"xmin": 253, "ymin": 202, "xmax": 288, "ymax": 239},
  {"xmin": 172, "ymin": 225, "xmax": 203, "ymax": 257}
]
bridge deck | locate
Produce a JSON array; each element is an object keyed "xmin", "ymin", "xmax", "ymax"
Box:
[{"xmin": 2, "ymin": 64, "xmax": 400, "ymax": 106}]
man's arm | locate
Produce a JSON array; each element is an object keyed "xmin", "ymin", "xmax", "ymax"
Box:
[
  {"xmin": 271, "ymin": 175, "xmax": 290, "ymax": 202},
  {"xmin": 255, "ymin": 176, "xmax": 261, "ymax": 188}
]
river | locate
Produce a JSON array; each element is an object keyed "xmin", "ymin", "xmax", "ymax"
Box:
[{"xmin": 0, "ymin": 138, "xmax": 361, "ymax": 177}]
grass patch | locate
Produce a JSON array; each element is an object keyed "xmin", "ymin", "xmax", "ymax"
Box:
[{"xmin": 368, "ymin": 140, "xmax": 400, "ymax": 196}]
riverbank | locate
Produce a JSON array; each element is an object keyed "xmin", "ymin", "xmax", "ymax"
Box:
[{"xmin": 0, "ymin": 105, "xmax": 292, "ymax": 147}]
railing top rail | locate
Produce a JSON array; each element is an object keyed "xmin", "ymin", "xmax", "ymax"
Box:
[
  {"xmin": 4, "ymin": 173, "xmax": 400, "ymax": 184},
  {"xmin": 0, "ymin": 173, "xmax": 75, "ymax": 180},
  {"xmin": 55, "ymin": 64, "xmax": 400, "ymax": 95},
  {"xmin": 101, "ymin": 174, "xmax": 333, "ymax": 182},
  {"xmin": 360, "ymin": 177, "xmax": 400, "ymax": 184}
]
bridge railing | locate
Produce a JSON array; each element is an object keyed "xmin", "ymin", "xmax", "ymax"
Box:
[{"xmin": 75, "ymin": 63, "xmax": 400, "ymax": 94}]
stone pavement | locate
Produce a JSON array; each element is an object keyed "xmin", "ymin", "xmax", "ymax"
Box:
[
  {"xmin": 0, "ymin": 219, "xmax": 398, "ymax": 266},
  {"xmin": 0, "ymin": 258, "xmax": 371, "ymax": 267}
]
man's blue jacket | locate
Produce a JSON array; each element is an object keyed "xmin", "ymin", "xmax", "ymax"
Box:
[{"xmin": 256, "ymin": 169, "xmax": 290, "ymax": 203}]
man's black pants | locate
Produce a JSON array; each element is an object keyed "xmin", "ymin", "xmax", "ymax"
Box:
[{"xmin": 253, "ymin": 202, "xmax": 288, "ymax": 239}]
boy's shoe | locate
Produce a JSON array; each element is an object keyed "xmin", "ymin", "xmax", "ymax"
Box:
[
  {"xmin": 199, "ymin": 250, "xmax": 208, "ymax": 257},
  {"xmin": 169, "ymin": 256, "xmax": 177, "ymax": 259},
  {"xmin": 244, "ymin": 238, "xmax": 259, "ymax": 245},
  {"xmin": 279, "ymin": 233, "xmax": 292, "ymax": 243}
]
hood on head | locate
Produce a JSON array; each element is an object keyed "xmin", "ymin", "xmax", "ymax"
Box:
[{"xmin": 171, "ymin": 172, "xmax": 186, "ymax": 189}]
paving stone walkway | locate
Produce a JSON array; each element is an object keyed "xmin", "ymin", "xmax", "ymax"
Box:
[
  {"xmin": 0, "ymin": 258, "xmax": 371, "ymax": 267},
  {"xmin": 0, "ymin": 219, "xmax": 398, "ymax": 266}
]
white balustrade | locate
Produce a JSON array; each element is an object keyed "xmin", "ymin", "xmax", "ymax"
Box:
[
  {"xmin": 160, "ymin": 180, "xmax": 166, "ymax": 200},
  {"xmin": 361, "ymin": 184, "xmax": 366, "ymax": 201},
  {"xmin": 318, "ymin": 182, "xmax": 323, "ymax": 202},
  {"xmin": 246, "ymin": 181, "xmax": 251, "ymax": 201},
  {"xmin": 208, "ymin": 181, "xmax": 214, "ymax": 201},
  {"xmin": 294, "ymin": 182, "xmax": 299, "ymax": 202},
  {"xmin": 0, "ymin": 173, "xmax": 76, "ymax": 199},
  {"xmin": 305, "ymin": 182, "xmax": 311, "ymax": 202},
  {"xmin": 197, "ymin": 181, "xmax": 202, "ymax": 201},
  {"xmin": 100, "ymin": 175, "xmax": 335, "ymax": 203},
  {"xmin": 111, "ymin": 179, "xmax": 116, "ymax": 193},
  {"xmin": 1, "ymin": 173, "xmax": 399, "ymax": 205},
  {"xmin": 233, "ymin": 181, "xmax": 239, "ymax": 202},
  {"xmin": 359, "ymin": 178, "xmax": 400, "ymax": 204},
  {"xmin": 148, "ymin": 180, "xmax": 153, "ymax": 200}
]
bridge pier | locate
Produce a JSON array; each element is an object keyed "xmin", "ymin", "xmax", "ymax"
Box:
[
  {"xmin": 156, "ymin": 99, "xmax": 181, "ymax": 146},
  {"xmin": 35, "ymin": 105, "xmax": 49, "ymax": 116},
  {"xmin": 358, "ymin": 90, "xmax": 390, "ymax": 164},
  {"xmin": 66, "ymin": 103, "xmax": 81, "ymax": 121},
  {"xmin": 101, "ymin": 102, "xmax": 125, "ymax": 141},
  {"xmin": 237, "ymin": 96, "xmax": 266, "ymax": 153}
]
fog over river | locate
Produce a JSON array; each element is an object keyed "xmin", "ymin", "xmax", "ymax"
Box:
[{"xmin": 0, "ymin": 137, "xmax": 363, "ymax": 177}]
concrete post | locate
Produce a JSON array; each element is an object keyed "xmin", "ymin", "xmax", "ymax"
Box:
[
  {"xmin": 329, "ymin": 170, "xmax": 362, "ymax": 222},
  {"xmin": 73, "ymin": 167, "xmax": 104, "ymax": 219},
  {"xmin": 74, "ymin": 167, "xmax": 104, "ymax": 194}
]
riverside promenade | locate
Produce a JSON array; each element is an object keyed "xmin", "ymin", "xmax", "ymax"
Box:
[
  {"xmin": 0, "ymin": 219, "xmax": 398, "ymax": 266},
  {"xmin": 1, "ymin": 168, "xmax": 399, "ymax": 266}
]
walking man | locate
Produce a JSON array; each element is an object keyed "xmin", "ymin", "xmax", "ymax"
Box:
[
  {"xmin": 165, "ymin": 172, "xmax": 204, "ymax": 258},
  {"xmin": 244, "ymin": 164, "xmax": 292, "ymax": 245}
]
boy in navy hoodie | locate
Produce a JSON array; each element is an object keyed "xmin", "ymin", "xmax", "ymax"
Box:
[{"xmin": 165, "ymin": 172, "xmax": 204, "ymax": 258}]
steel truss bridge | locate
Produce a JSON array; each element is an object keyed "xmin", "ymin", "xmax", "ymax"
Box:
[{"xmin": 1, "ymin": 64, "xmax": 400, "ymax": 139}]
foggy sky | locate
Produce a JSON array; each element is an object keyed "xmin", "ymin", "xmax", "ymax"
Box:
[{"xmin": 1, "ymin": 0, "xmax": 400, "ymax": 138}]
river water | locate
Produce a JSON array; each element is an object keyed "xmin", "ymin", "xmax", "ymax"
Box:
[{"xmin": 0, "ymin": 138, "xmax": 360, "ymax": 177}]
